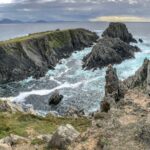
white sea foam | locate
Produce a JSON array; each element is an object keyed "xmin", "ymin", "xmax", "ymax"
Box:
[{"xmin": 12, "ymin": 81, "xmax": 83, "ymax": 102}]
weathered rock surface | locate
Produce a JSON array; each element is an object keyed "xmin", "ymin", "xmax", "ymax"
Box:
[
  {"xmin": 65, "ymin": 106, "xmax": 85, "ymax": 117},
  {"xmin": 0, "ymin": 144, "xmax": 12, "ymax": 150},
  {"xmin": 124, "ymin": 59, "xmax": 150, "ymax": 96},
  {"xmin": 49, "ymin": 90, "xmax": 63, "ymax": 105},
  {"xmin": 0, "ymin": 100, "xmax": 36, "ymax": 114},
  {"xmin": 102, "ymin": 22, "xmax": 137, "ymax": 43},
  {"xmin": 0, "ymin": 134, "xmax": 29, "ymax": 146},
  {"xmin": 136, "ymin": 123, "xmax": 150, "ymax": 146},
  {"xmin": 49, "ymin": 124, "xmax": 80, "ymax": 150},
  {"xmin": 101, "ymin": 65, "xmax": 125, "ymax": 112},
  {"xmin": 83, "ymin": 37, "xmax": 140, "ymax": 70},
  {"xmin": 0, "ymin": 28, "xmax": 98, "ymax": 83}
]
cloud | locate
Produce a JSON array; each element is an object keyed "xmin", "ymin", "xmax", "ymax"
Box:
[
  {"xmin": 0, "ymin": 0, "xmax": 13, "ymax": 4},
  {"xmin": 0, "ymin": 0, "xmax": 149, "ymax": 22},
  {"xmin": 90, "ymin": 16, "xmax": 150, "ymax": 22}
]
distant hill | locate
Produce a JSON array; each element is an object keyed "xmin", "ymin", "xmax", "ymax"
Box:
[
  {"xmin": 35, "ymin": 20, "xmax": 48, "ymax": 23},
  {"xmin": 0, "ymin": 18, "xmax": 50, "ymax": 24},
  {"xmin": 0, "ymin": 18, "xmax": 23, "ymax": 24}
]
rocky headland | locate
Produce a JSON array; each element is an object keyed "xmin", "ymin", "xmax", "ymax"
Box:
[
  {"xmin": 83, "ymin": 22, "xmax": 140, "ymax": 70},
  {"xmin": 0, "ymin": 28, "xmax": 98, "ymax": 84}
]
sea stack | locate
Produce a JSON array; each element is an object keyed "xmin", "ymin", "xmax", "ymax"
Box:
[
  {"xmin": 102, "ymin": 22, "xmax": 137, "ymax": 43},
  {"xmin": 83, "ymin": 22, "xmax": 140, "ymax": 70}
]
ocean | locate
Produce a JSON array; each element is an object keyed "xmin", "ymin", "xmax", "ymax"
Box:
[{"xmin": 0, "ymin": 22, "xmax": 150, "ymax": 115}]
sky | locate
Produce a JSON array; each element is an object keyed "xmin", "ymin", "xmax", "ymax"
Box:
[{"xmin": 0, "ymin": 0, "xmax": 150, "ymax": 22}]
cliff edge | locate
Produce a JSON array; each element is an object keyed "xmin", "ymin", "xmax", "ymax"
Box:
[{"xmin": 0, "ymin": 28, "xmax": 98, "ymax": 83}]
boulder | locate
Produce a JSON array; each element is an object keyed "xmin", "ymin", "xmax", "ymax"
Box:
[
  {"xmin": 49, "ymin": 90, "xmax": 63, "ymax": 105},
  {"xmin": 102, "ymin": 22, "xmax": 137, "ymax": 43},
  {"xmin": 83, "ymin": 37, "xmax": 140, "ymax": 70},
  {"xmin": 49, "ymin": 124, "xmax": 80, "ymax": 150},
  {"xmin": 139, "ymin": 38, "xmax": 143, "ymax": 43}
]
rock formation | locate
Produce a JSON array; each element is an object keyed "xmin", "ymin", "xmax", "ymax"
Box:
[
  {"xmin": 49, "ymin": 90, "xmax": 63, "ymax": 105},
  {"xmin": 102, "ymin": 22, "xmax": 137, "ymax": 43},
  {"xmin": 83, "ymin": 37, "xmax": 140, "ymax": 70},
  {"xmin": 101, "ymin": 65, "xmax": 125, "ymax": 112},
  {"xmin": 139, "ymin": 38, "xmax": 143, "ymax": 43},
  {"xmin": 124, "ymin": 58, "xmax": 150, "ymax": 96},
  {"xmin": 0, "ymin": 28, "xmax": 98, "ymax": 83}
]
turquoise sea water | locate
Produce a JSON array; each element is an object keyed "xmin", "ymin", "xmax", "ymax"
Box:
[{"xmin": 0, "ymin": 22, "xmax": 150, "ymax": 114}]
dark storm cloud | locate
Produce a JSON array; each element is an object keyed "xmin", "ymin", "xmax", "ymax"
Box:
[{"xmin": 0, "ymin": 0, "xmax": 150, "ymax": 21}]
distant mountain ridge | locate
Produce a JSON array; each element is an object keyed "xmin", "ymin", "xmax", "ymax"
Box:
[
  {"xmin": 0, "ymin": 18, "xmax": 49, "ymax": 24},
  {"xmin": 0, "ymin": 18, "xmax": 22, "ymax": 24}
]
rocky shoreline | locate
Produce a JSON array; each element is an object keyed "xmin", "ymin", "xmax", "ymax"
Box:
[
  {"xmin": 0, "ymin": 58, "xmax": 150, "ymax": 150},
  {"xmin": 0, "ymin": 23, "xmax": 149, "ymax": 150}
]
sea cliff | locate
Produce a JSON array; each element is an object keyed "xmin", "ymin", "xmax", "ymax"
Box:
[{"xmin": 0, "ymin": 28, "xmax": 98, "ymax": 83}]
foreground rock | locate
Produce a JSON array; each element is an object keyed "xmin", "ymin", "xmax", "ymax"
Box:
[
  {"xmin": 69, "ymin": 60, "xmax": 150, "ymax": 150},
  {"xmin": 0, "ymin": 100, "xmax": 36, "ymax": 114},
  {"xmin": 83, "ymin": 37, "xmax": 140, "ymax": 70},
  {"xmin": 0, "ymin": 134, "xmax": 29, "ymax": 146},
  {"xmin": 49, "ymin": 90, "xmax": 63, "ymax": 105},
  {"xmin": 124, "ymin": 58, "xmax": 150, "ymax": 96},
  {"xmin": 0, "ymin": 144, "xmax": 11, "ymax": 150},
  {"xmin": 65, "ymin": 106, "xmax": 85, "ymax": 117},
  {"xmin": 49, "ymin": 124, "xmax": 80, "ymax": 150},
  {"xmin": 0, "ymin": 28, "xmax": 98, "ymax": 83},
  {"xmin": 102, "ymin": 22, "xmax": 137, "ymax": 43}
]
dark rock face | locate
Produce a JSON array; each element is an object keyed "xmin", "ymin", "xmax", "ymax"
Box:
[
  {"xmin": 49, "ymin": 91, "xmax": 63, "ymax": 105},
  {"xmin": 0, "ymin": 28, "xmax": 98, "ymax": 84},
  {"xmin": 102, "ymin": 22, "xmax": 137, "ymax": 43},
  {"xmin": 105, "ymin": 65, "xmax": 120, "ymax": 100},
  {"xmin": 124, "ymin": 59, "xmax": 150, "ymax": 96},
  {"xmin": 139, "ymin": 38, "xmax": 143, "ymax": 43},
  {"xmin": 101, "ymin": 65, "xmax": 125, "ymax": 112},
  {"xmin": 83, "ymin": 37, "xmax": 140, "ymax": 70}
]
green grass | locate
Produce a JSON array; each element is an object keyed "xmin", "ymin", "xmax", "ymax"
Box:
[
  {"xmin": 0, "ymin": 29, "xmax": 74, "ymax": 46},
  {"xmin": 0, "ymin": 112, "xmax": 91, "ymax": 139}
]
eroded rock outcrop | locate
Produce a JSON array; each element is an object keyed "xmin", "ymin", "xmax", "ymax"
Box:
[
  {"xmin": 83, "ymin": 37, "xmax": 140, "ymax": 70},
  {"xmin": 102, "ymin": 22, "xmax": 137, "ymax": 43},
  {"xmin": 0, "ymin": 28, "xmax": 98, "ymax": 83},
  {"xmin": 124, "ymin": 59, "xmax": 150, "ymax": 96},
  {"xmin": 101, "ymin": 65, "xmax": 125, "ymax": 112}
]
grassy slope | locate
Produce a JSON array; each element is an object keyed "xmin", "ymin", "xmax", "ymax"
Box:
[{"xmin": 0, "ymin": 111, "xmax": 91, "ymax": 139}]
